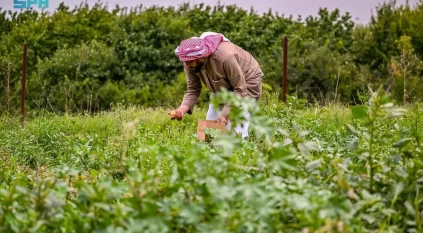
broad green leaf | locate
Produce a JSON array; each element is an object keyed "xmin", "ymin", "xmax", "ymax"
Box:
[
  {"xmin": 380, "ymin": 94, "xmax": 391, "ymax": 104},
  {"xmin": 406, "ymin": 220, "xmax": 416, "ymax": 226},
  {"xmin": 298, "ymin": 141, "xmax": 318, "ymax": 154},
  {"xmin": 392, "ymin": 182, "xmax": 404, "ymax": 205},
  {"xmin": 351, "ymin": 106, "xmax": 368, "ymax": 119},
  {"xmin": 387, "ymin": 108, "xmax": 408, "ymax": 118},
  {"xmin": 270, "ymin": 146, "xmax": 298, "ymax": 172},
  {"xmin": 348, "ymin": 138, "xmax": 359, "ymax": 151},
  {"xmin": 381, "ymin": 208, "xmax": 396, "ymax": 217},
  {"xmin": 276, "ymin": 128, "xmax": 290, "ymax": 136},
  {"xmin": 305, "ymin": 159, "xmax": 321, "ymax": 171},
  {"xmin": 405, "ymin": 201, "xmax": 416, "ymax": 216},
  {"xmin": 346, "ymin": 124, "xmax": 359, "ymax": 136},
  {"xmin": 392, "ymin": 138, "xmax": 413, "ymax": 148},
  {"xmin": 361, "ymin": 214, "xmax": 376, "ymax": 224},
  {"xmin": 179, "ymin": 204, "xmax": 203, "ymax": 224},
  {"xmin": 29, "ymin": 220, "xmax": 47, "ymax": 233}
]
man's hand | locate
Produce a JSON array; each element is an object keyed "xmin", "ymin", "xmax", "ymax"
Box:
[
  {"xmin": 169, "ymin": 105, "xmax": 190, "ymax": 121},
  {"xmin": 169, "ymin": 109, "xmax": 184, "ymax": 120},
  {"xmin": 217, "ymin": 115, "xmax": 228, "ymax": 125}
]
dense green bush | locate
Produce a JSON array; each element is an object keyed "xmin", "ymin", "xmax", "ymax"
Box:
[{"xmin": 1, "ymin": 0, "xmax": 423, "ymax": 114}]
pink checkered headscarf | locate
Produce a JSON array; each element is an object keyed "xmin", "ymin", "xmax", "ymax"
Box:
[{"xmin": 175, "ymin": 32, "xmax": 230, "ymax": 62}]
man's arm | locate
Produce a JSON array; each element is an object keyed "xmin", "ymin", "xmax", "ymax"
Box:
[
  {"xmin": 180, "ymin": 66, "xmax": 202, "ymax": 114},
  {"xmin": 220, "ymin": 55, "xmax": 248, "ymax": 118}
]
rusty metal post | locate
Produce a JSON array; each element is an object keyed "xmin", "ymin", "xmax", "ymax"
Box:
[
  {"xmin": 282, "ymin": 36, "xmax": 288, "ymax": 102},
  {"xmin": 20, "ymin": 43, "xmax": 27, "ymax": 126}
]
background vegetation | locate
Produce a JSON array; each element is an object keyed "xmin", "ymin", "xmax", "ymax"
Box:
[
  {"xmin": 1, "ymin": 0, "xmax": 423, "ymax": 115},
  {"xmin": 1, "ymin": 1, "xmax": 423, "ymax": 231}
]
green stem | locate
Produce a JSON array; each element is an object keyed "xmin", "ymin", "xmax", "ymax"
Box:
[
  {"xmin": 369, "ymin": 125, "xmax": 374, "ymax": 192},
  {"xmin": 415, "ymin": 186, "xmax": 421, "ymax": 231}
]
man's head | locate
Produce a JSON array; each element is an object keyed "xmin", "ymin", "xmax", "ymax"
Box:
[
  {"xmin": 185, "ymin": 58, "xmax": 205, "ymax": 73},
  {"xmin": 175, "ymin": 33, "xmax": 228, "ymax": 65}
]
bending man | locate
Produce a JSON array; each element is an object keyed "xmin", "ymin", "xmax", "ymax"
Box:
[{"xmin": 170, "ymin": 32, "xmax": 264, "ymax": 138}]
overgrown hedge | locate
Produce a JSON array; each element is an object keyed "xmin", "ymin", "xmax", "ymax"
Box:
[{"xmin": 1, "ymin": 1, "xmax": 423, "ymax": 114}]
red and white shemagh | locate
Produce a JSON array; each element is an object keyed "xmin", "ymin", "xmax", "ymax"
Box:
[{"xmin": 175, "ymin": 32, "xmax": 230, "ymax": 62}]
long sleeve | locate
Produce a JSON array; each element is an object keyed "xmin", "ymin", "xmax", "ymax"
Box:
[
  {"xmin": 220, "ymin": 55, "xmax": 247, "ymax": 118},
  {"xmin": 181, "ymin": 67, "xmax": 202, "ymax": 114}
]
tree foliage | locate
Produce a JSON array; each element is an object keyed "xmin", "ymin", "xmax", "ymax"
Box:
[{"xmin": 1, "ymin": 0, "xmax": 423, "ymax": 114}]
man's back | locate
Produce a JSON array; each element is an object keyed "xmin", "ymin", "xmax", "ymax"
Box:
[
  {"xmin": 212, "ymin": 42, "xmax": 261, "ymax": 76},
  {"xmin": 203, "ymin": 42, "xmax": 264, "ymax": 100}
]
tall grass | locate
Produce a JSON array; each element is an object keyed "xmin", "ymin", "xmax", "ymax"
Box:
[{"xmin": 0, "ymin": 89, "xmax": 422, "ymax": 232}]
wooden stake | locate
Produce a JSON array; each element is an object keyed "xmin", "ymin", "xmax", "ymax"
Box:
[{"xmin": 283, "ymin": 36, "xmax": 288, "ymax": 102}]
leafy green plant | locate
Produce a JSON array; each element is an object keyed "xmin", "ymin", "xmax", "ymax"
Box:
[
  {"xmin": 347, "ymin": 86, "xmax": 407, "ymax": 191},
  {"xmin": 2, "ymin": 53, "xmax": 423, "ymax": 233}
]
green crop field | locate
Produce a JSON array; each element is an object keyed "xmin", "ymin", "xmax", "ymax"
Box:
[
  {"xmin": 2, "ymin": 1, "xmax": 423, "ymax": 232},
  {"xmin": 0, "ymin": 88, "xmax": 422, "ymax": 233}
]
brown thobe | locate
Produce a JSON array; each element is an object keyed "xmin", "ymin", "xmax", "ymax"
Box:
[{"xmin": 180, "ymin": 41, "xmax": 264, "ymax": 117}]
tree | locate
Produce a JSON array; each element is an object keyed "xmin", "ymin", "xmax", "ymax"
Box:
[{"xmin": 390, "ymin": 35, "xmax": 423, "ymax": 103}]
